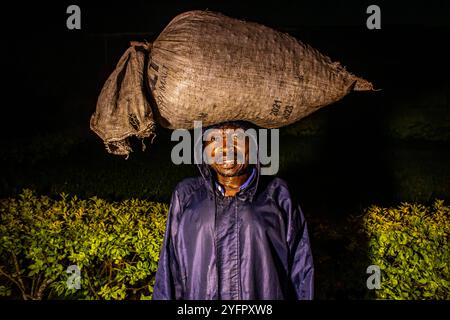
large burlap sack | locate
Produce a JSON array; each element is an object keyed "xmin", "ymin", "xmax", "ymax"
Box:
[
  {"xmin": 90, "ymin": 42, "xmax": 156, "ymax": 157},
  {"xmin": 91, "ymin": 10, "xmax": 374, "ymax": 157},
  {"xmin": 148, "ymin": 10, "xmax": 374, "ymax": 130}
]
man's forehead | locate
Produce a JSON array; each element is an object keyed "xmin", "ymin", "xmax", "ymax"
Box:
[{"xmin": 204, "ymin": 127, "xmax": 246, "ymax": 137}]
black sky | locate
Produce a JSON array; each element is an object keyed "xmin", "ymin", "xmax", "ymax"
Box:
[{"xmin": 1, "ymin": 0, "xmax": 449, "ymax": 138}]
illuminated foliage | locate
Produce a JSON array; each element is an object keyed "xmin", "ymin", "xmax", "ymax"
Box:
[
  {"xmin": 1, "ymin": 190, "xmax": 448, "ymax": 299},
  {"xmin": 364, "ymin": 200, "xmax": 450, "ymax": 299},
  {"xmin": 0, "ymin": 189, "xmax": 167, "ymax": 300}
]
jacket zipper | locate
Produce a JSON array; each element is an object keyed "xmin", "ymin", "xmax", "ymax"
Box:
[{"xmin": 235, "ymin": 199, "xmax": 241, "ymax": 300}]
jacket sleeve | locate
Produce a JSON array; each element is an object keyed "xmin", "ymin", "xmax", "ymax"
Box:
[
  {"xmin": 280, "ymin": 185, "xmax": 314, "ymax": 300},
  {"xmin": 152, "ymin": 188, "xmax": 183, "ymax": 300}
]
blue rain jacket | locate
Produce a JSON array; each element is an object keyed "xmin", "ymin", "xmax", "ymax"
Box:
[{"xmin": 153, "ymin": 132, "xmax": 314, "ymax": 300}]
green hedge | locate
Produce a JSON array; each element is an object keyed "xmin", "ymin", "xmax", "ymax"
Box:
[
  {"xmin": 363, "ymin": 200, "xmax": 449, "ymax": 299},
  {"xmin": 1, "ymin": 190, "xmax": 448, "ymax": 299},
  {"xmin": 0, "ymin": 189, "xmax": 167, "ymax": 300}
]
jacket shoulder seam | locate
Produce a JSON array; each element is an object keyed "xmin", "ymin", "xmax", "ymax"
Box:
[{"xmin": 174, "ymin": 176, "xmax": 206, "ymax": 201}]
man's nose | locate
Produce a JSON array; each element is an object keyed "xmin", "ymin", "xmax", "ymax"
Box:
[{"xmin": 221, "ymin": 147, "xmax": 234, "ymax": 158}]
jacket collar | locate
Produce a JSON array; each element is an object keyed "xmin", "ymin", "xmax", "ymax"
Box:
[
  {"xmin": 197, "ymin": 162, "xmax": 260, "ymax": 202},
  {"xmin": 214, "ymin": 167, "xmax": 257, "ymax": 196}
]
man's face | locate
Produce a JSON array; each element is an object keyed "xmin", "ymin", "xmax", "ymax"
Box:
[{"xmin": 204, "ymin": 126, "xmax": 250, "ymax": 177}]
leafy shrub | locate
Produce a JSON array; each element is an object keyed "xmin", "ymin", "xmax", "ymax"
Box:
[
  {"xmin": 363, "ymin": 200, "xmax": 450, "ymax": 299},
  {"xmin": 0, "ymin": 189, "xmax": 167, "ymax": 300},
  {"xmin": 1, "ymin": 190, "xmax": 448, "ymax": 300}
]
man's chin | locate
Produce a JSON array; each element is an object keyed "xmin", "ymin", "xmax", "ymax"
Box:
[{"xmin": 215, "ymin": 168, "xmax": 239, "ymax": 177}]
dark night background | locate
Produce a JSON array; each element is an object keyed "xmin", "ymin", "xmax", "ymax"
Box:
[
  {"xmin": 2, "ymin": 0, "xmax": 448, "ymax": 207},
  {"xmin": 0, "ymin": 0, "xmax": 449, "ymax": 300}
]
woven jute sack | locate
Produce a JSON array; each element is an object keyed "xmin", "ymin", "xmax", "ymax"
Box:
[
  {"xmin": 148, "ymin": 10, "xmax": 373, "ymax": 129},
  {"xmin": 90, "ymin": 42, "xmax": 156, "ymax": 156},
  {"xmin": 91, "ymin": 10, "xmax": 374, "ymax": 156}
]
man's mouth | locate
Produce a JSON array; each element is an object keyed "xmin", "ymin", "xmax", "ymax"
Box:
[{"xmin": 218, "ymin": 160, "xmax": 237, "ymax": 169}]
